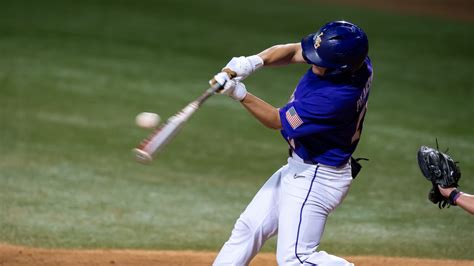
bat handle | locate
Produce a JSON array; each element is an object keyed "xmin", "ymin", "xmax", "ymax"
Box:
[
  {"xmin": 196, "ymin": 83, "xmax": 223, "ymax": 104},
  {"xmin": 208, "ymin": 69, "xmax": 237, "ymax": 89},
  {"xmin": 201, "ymin": 70, "xmax": 237, "ymax": 103}
]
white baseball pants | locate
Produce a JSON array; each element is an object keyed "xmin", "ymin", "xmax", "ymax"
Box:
[{"xmin": 213, "ymin": 155, "xmax": 354, "ymax": 266}]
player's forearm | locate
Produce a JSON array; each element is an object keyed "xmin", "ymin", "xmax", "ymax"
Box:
[
  {"xmin": 439, "ymin": 186, "xmax": 474, "ymax": 215},
  {"xmin": 456, "ymin": 193, "xmax": 474, "ymax": 215},
  {"xmin": 258, "ymin": 43, "xmax": 305, "ymax": 66},
  {"xmin": 240, "ymin": 93, "xmax": 282, "ymax": 130}
]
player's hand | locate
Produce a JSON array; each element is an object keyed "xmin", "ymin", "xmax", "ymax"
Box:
[
  {"xmin": 209, "ymin": 68, "xmax": 238, "ymax": 88},
  {"xmin": 211, "ymin": 71, "xmax": 230, "ymax": 87},
  {"xmin": 223, "ymin": 55, "xmax": 264, "ymax": 80},
  {"xmin": 220, "ymin": 79, "xmax": 247, "ymax": 101},
  {"xmin": 438, "ymin": 185, "xmax": 456, "ymax": 198}
]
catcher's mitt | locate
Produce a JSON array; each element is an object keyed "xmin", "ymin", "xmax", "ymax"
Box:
[{"xmin": 417, "ymin": 143, "xmax": 461, "ymax": 208}]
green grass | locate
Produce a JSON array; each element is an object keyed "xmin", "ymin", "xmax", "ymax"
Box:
[{"xmin": 1, "ymin": 0, "xmax": 473, "ymax": 260}]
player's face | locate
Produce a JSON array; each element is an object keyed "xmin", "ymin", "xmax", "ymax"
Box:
[{"xmin": 312, "ymin": 65, "xmax": 327, "ymax": 76}]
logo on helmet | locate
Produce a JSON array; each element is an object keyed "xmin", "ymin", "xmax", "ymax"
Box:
[{"xmin": 314, "ymin": 32, "xmax": 324, "ymax": 49}]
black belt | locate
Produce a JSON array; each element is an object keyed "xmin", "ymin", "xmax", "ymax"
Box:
[
  {"xmin": 289, "ymin": 150, "xmax": 367, "ymax": 179},
  {"xmin": 289, "ymin": 149, "xmax": 318, "ymax": 165}
]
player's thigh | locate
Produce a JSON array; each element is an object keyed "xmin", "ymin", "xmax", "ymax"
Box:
[
  {"xmin": 276, "ymin": 169, "xmax": 330, "ymax": 264},
  {"xmin": 237, "ymin": 164, "xmax": 288, "ymax": 235}
]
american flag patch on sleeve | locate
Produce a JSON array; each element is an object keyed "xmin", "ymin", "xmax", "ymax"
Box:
[{"xmin": 285, "ymin": 106, "xmax": 303, "ymax": 130}]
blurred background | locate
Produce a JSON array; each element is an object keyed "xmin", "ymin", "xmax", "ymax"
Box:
[{"xmin": 0, "ymin": 0, "xmax": 473, "ymax": 260}]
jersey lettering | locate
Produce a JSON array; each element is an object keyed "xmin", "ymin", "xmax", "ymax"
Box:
[{"xmin": 352, "ymin": 72, "xmax": 373, "ymax": 143}]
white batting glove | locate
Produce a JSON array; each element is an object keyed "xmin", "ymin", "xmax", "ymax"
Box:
[
  {"xmin": 220, "ymin": 79, "xmax": 247, "ymax": 101},
  {"xmin": 211, "ymin": 72, "xmax": 230, "ymax": 87},
  {"xmin": 223, "ymin": 55, "xmax": 264, "ymax": 80}
]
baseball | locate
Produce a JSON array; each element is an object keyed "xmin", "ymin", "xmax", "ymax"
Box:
[{"xmin": 136, "ymin": 112, "xmax": 160, "ymax": 128}]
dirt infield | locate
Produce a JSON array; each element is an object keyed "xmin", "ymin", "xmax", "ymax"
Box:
[{"xmin": 1, "ymin": 244, "xmax": 474, "ymax": 266}]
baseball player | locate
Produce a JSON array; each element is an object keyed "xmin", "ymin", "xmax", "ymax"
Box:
[{"xmin": 212, "ymin": 21, "xmax": 372, "ymax": 265}]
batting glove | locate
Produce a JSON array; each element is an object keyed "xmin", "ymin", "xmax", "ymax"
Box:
[
  {"xmin": 211, "ymin": 71, "xmax": 230, "ymax": 87},
  {"xmin": 223, "ymin": 55, "xmax": 264, "ymax": 80},
  {"xmin": 220, "ymin": 79, "xmax": 247, "ymax": 101}
]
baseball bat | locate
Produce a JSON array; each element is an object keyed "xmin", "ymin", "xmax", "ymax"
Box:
[{"xmin": 133, "ymin": 71, "xmax": 235, "ymax": 163}]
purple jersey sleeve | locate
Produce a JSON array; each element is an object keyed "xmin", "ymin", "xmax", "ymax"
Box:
[{"xmin": 279, "ymin": 92, "xmax": 346, "ymax": 139}]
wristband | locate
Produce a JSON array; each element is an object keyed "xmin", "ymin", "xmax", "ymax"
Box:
[
  {"xmin": 453, "ymin": 191, "xmax": 463, "ymax": 205},
  {"xmin": 448, "ymin": 188, "xmax": 460, "ymax": 206},
  {"xmin": 246, "ymin": 55, "xmax": 264, "ymax": 71},
  {"xmin": 239, "ymin": 92, "xmax": 248, "ymax": 102}
]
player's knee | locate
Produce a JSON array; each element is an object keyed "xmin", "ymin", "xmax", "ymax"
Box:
[
  {"xmin": 230, "ymin": 215, "xmax": 273, "ymax": 245},
  {"xmin": 226, "ymin": 216, "xmax": 255, "ymax": 244},
  {"xmin": 234, "ymin": 218, "xmax": 252, "ymax": 235}
]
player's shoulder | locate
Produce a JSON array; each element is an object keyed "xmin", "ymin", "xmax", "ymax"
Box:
[
  {"xmin": 297, "ymin": 85, "xmax": 350, "ymax": 117},
  {"xmin": 297, "ymin": 59, "xmax": 372, "ymax": 117}
]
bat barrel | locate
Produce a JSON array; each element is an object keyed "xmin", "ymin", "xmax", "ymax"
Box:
[
  {"xmin": 133, "ymin": 148, "xmax": 153, "ymax": 163},
  {"xmin": 133, "ymin": 101, "xmax": 199, "ymax": 162},
  {"xmin": 133, "ymin": 81, "xmax": 225, "ymax": 164}
]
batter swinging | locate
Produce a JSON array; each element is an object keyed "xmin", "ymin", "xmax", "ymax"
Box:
[{"xmin": 212, "ymin": 21, "xmax": 373, "ymax": 266}]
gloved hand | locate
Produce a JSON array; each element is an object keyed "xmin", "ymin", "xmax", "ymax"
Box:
[
  {"xmin": 211, "ymin": 71, "xmax": 231, "ymax": 87},
  {"xmin": 220, "ymin": 79, "xmax": 247, "ymax": 101},
  {"xmin": 222, "ymin": 55, "xmax": 264, "ymax": 81},
  {"xmin": 417, "ymin": 144, "xmax": 461, "ymax": 209},
  {"xmin": 208, "ymin": 55, "xmax": 262, "ymax": 96},
  {"xmin": 417, "ymin": 145, "xmax": 461, "ymax": 188}
]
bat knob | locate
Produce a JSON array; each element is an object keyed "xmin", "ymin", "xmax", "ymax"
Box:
[{"xmin": 133, "ymin": 148, "xmax": 153, "ymax": 164}]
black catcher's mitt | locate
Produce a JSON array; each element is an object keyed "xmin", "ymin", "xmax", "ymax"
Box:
[{"xmin": 417, "ymin": 143, "xmax": 461, "ymax": 208}]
